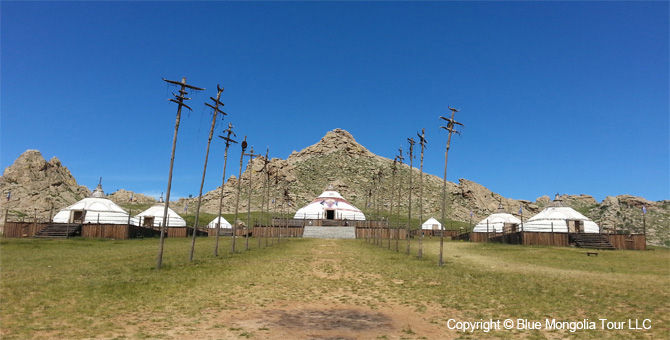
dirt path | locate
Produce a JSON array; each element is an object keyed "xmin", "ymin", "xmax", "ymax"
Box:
[{"xmin": 172, "ymin": 240, "xmax": 458, "ymax": 340}]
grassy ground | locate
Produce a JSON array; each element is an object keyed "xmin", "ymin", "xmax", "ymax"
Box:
[{"xmin": 1, "ymin": 236, "xmax": 668, "ymax": 339}]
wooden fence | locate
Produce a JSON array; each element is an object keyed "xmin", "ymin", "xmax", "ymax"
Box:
[
  {"xmin": 271, "ymin": 218, "xmax": 387, "ymax": 228},
  {"xmin": 603, "ymin": 234, "xmax": 646, "ymax": 250},
  {"xmin": 2, "ymin": 221, "xmax": 160, "ymax": 239},
  {"xmin": 464, "ymin": 232, "xmax": 571, "ymax": 246},
  {"xmin": 356, "ymin": 227, "xmax": 407, "ymax": 239},
  {"xmin": 2, "ymin": 222, "xmax": 45, "ymax": 238},
  {"xmin": 207, "ymin": 228, "xmax": 233, "ymax": 237},
  {"xmin": 465, "ymin": 231, "xmax": 646, "ymax": 250},
  {"xmin": 161, "ymin": 227, "xmax": 208, "ymax": 238},
  {"xmin": 411, "ymin": 229, "xmax": 460, "ymax": 238},
  {"xmin": 81, "ymin": 224, "xmax": 160, "ymax": 239},
  {"xmin": 251, "ymin": 226, "xmax": 304, "ymax": 238}
]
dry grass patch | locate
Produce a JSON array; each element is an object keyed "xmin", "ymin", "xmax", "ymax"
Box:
[{"xmin": 1, "ymin": 237, "xmax": 668, "ymax": 339}]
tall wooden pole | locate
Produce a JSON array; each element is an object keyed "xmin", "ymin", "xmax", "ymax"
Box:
[
  {"xmin": 157, "ymin": 77, "xmax": 204, "ymax": 270},
  {"xmin": 372, "ymin": 173, "xmax": 378, "ymax": 245},
  {"xmin": 214, "ymin": 123, "xmax": 237, "ymax": 256},
  {"xmin": 261, "ymin": 147, "xmax": 270, "ymax": 247},
  {"xmin": 438, "ymin": 106, "xmax": 464, "ymax": 267},
  {"xmin": 268, "ymin": 164, "xmax": 276, "ymax": 245},
  {"xmin": 283, "ymin": 188, "xmax": 290, "ymax": 241},
  {"xmin": 388, "ymin": 158, "xmax": 398, "ymax": 250},
  {"xmin": 395, "ymin": 147, "xmax": 404, "ymax": 252},
  {"xmin": 273, "ymin": 173, "xmax": 280, "ymax": 244},
  {"xmin": 417, "ymin": 128, "xmax": 427, "ymax": 259},
  {"xmin": 232, "ymin": 136, "xmax": 248, "ymax": 252},
  {"xmin": 406, "ymin": 137, "xmax": 415, "ymax": 255},
  {"xmin": 376, "ymin": 169, "xmax": 382, "ymax": 222},
  {"xmin": 244, "ymin": 146, "xmax": 260, "ymax": 251},
  {"xmin": 190, "ymin": 85, "xmax": 226, "ymax": 262}
]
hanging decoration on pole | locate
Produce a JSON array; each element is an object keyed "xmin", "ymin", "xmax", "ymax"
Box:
[
  {"xmin": 156, "ymin": 77, "xmax": 204, "ymax": 270},
  {"xmin": 438, "ymin": 106, "xmax": 464, "ymax": 267}
]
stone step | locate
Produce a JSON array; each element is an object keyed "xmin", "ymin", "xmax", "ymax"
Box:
[{"xmin": 302, "ymin": 226, "xmax": 356, "ymax": 239}]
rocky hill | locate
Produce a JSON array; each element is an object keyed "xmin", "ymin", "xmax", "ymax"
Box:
[
  {"xmin": 178, "ymin": 129, "xmax": 669, "ymax": 246},
  {"xmin": 0, "ymin": 150, "xmax": 155, "ymax": 223},
  {"xmin": 2, "ymin": 131, "xmax": 668, "ymax": 246},
  {"xmin": 0, "ymin": 150, "xmax": 90, "ymax": 222}
]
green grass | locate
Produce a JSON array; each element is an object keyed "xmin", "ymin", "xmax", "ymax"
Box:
[{"xmin": 1, "ymin": 236, "xmax": 668, "ymax": 339}]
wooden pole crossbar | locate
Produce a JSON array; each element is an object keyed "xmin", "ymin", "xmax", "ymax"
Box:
[
  {"xmin": 417, "ymin": 128, "xmax": 427, "ymax": 259},
  {"xmin": 438, "ymin": 106, "xmax": 464, "ymax": 267},
  {"xmin": 190, "ymin": 84, "xmax": 225, "ymax": 262},
  {"xmin": 156, "ymin": 77, "xmax": 204, "ymax": 270},
  {"xmin": 214, "ymin": 123, "xmax": 237, "ymax": 256}
]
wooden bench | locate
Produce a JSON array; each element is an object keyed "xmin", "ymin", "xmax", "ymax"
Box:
[{"xmin": 586, "ymin": 252, "xmax": 598, "ymax": 256}]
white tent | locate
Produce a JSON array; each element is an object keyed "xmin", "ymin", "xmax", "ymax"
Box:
[
  {"xmin": 473, "ymin": 204, "xmax": 521, "ymax": 233},
  {"xmin": 135, "ymin": 197, "xmax": 186, "ymax": 227},
  {"xmin": 522, "ymin": 195, "xmax": 599, "ymax": 233},
  {"xmin": 53, "ymin": 183, "xmax": 137, "ymax": 225},
  {"xmin": 207, "ymin": 216, "xmax": 232, "ymax": 229},
  {"xmin": 294, "ymin": 185, "xmax": 365, "ymax": 221},
  {"xmin": 421, "ymin": 217, "xmax": 443, "ymax": 230}
]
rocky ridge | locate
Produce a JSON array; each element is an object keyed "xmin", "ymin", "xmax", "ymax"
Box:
[
  {"xmin": 0, "ymin": 150, "xmax": 155, "ymax": 222},
  {"xmin": 178, "ymin": 128, "xmax": 669, "ymax": 246},
  {"xmin": 0, "ymin": 150, "xmax": 90, "ymax": 222}
]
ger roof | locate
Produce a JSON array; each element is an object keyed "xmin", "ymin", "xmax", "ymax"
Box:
[
  {"xmin": 52, "ymin": 182, "xmax": 136, "ymax": 224},
  {"xmin": 527, "ymin": 195, "xmax": 592, "ymax": 222},
  {"xmin": 207, "ymin": 216, "xmax": 232, "ymax": 229},
  {"xmin": 135, "ymin": 196, "xmax": 186, "ymax": 227},
  {"xmin": 294, "ymin": 184, "xmax": 365, "ymax": 220}
]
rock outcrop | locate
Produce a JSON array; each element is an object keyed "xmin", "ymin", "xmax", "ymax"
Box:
[
  {"xmin": 107, "ymin": 189, "xmax": 156, "ymax": 205},
  {"xmin": 0, "ymin": 150, "xmax": 90, "ymax": 223}
]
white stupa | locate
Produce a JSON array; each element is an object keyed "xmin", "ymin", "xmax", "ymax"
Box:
[
  {"xmin": 53, "ymin": 182, "xmax": 137, "ymax": 225},
  {"xmin": 523, "ymin": 194, "xmax": 599, "ymax": 233},
  {"xmin": 135, "ymin": 195, "xmax": 186, "ymax": 227},
  {"xmin": 294, "ymin": 185, "xmax": 365, "ymax": 220},
  {"xmin": 473, "ymin": 203, "xmax": 521, "ymax": 233}
]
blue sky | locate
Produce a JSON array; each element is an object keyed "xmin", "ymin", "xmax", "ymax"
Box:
[{"xmin": 1, "ymin": 1, "xmax": 668, "ymax": 203}]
